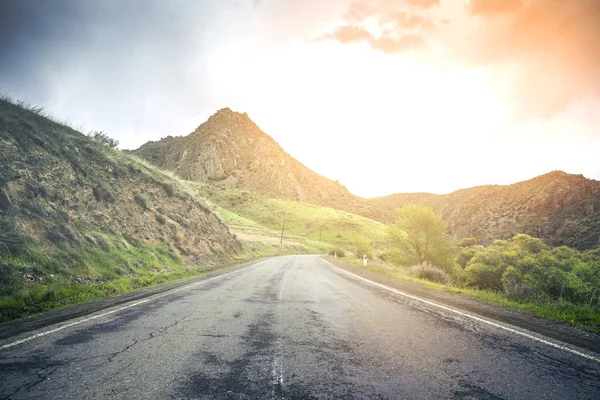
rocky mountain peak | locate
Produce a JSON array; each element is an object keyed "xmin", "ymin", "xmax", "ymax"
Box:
[{"xmin": 134, "ymin": 108, "xmax": 355, "ymax": 206}]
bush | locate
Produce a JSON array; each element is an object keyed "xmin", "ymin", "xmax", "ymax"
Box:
[
  {"xmin": 155, "ymin": 214, "xmax": 167, "ymax": 225},
  {"xmin": 410, "ymin": 263, "xmax": 451, "ymax": 284},
  {"xmin": 352, "ymin": 237, "xmax": 373, "ymax": 259},
  {"xmin": 160, "ymin": 182, "xmax": 175, "ymax": 197},
  {"xmin": 24, "ymin": 182, "xmax": 47, "ymax": 199},
  {"xmin": 328, "ymin": 249, "xmax": 345, "ymax": 258},
  {"xmin": 456, "ymin": 247, "xmax": 479, "ymax": 268},
  {"xmin": 0, "ymin": 219, "xmax": 27, "ymax": 256},
  {"xmin": 92, "ymin": 185, "xmax": 115, "ymax": 203},
  {"xmin": 501, "ymin": 266, "xmax": 537, "ymax": 300},
  {"xmin": 459, "ymin": 237, "xmax": 478, "ymax": 247},
  {"xmin": 89, "ymin": 130, "xmax": 119, "ymax": 149},
  {"xmin": 465, "ymin": 262, "xmax": 506, "ymax": 290},
  {"xmin": 134, "ymin": 193, "xmax": 148, "ymax": 210}
]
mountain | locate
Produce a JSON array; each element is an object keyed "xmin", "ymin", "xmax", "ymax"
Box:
[
  {"xmin": 0, "ymin": 98, "xmax": 239, "ymax": 274},
  {"xmin": 368, "ymin": 171, "xmax": 600, "ymax": 250},
  {"xmin": 133, "ymin": 108, "xmax": 360, "ymax": 210},
  {"xmin": 133, "ymin": 108, "xmax": 600, "ymax": 250}
]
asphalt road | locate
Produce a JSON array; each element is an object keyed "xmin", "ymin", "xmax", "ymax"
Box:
[{"xmin": 1, "ymin": 255, "xmax": 599, "ymax": 399}]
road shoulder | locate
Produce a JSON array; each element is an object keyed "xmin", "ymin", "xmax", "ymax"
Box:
[
  {"xmin": 0, "ymin": 257, "xmax": 270, "ymax": 342},
  {"xmin": 322, "ymin": 256, "xmax": 600, "ymax": 355}
]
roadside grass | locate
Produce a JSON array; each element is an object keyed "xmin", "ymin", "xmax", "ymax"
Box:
[
  {"xmin": 194, "ymin": 183, "xmax": 387, "ymax": 251},
  {"xmin": 0, "ymin": 223, "xmax": 222, "ymax": 323},
  {"xmin": 336, "ymin": 256, "xmax": 600, "ymax": 332}
]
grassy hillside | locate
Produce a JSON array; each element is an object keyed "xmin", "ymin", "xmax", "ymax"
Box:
[
  {"xmin": 0, "ymin": 97, "xmax": 241, "ymax": 322},
  {"xmin": 193, "ymin": 183, "xmax": 387, "ymax": 255}
]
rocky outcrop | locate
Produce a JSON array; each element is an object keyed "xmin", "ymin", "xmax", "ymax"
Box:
[
  {"xmin": 134, "ymin": 108, "xmax": 357, "ymax": 209},
  {"xmin": 0, "ymin": 99, "xmax": 240, "ymax": 260},
  {"xmin": 367, "ymin": 171, "xmax": 600, "ymax": 250}
]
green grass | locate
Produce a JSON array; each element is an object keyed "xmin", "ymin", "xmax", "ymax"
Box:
[
  {"xmin": 337, "ymin": 256, "xmax": 600, "ymax": 332},
  {"xmin": 0, "ymin": 221, "xmax": 217, "ymax": 322},
  {"xmin": 195, "ymin": 184, "xmax": 386, "ymax": 251}
]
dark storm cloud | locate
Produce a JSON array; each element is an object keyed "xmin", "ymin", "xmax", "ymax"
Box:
[{"xmin": 0, "ymin": 0, "xmax": 220, "ymax": 147}]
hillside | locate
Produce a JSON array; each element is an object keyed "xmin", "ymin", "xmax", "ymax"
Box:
[
  {"xmin": 134, "ymin": 108, "xmax": 362, "ymax": 210},
  {"xmin": 133, "ymin": 108, "xmax": 600, "ymax": 250},
  {"xmin": 196, "ymin": 183, "xmax": 387, "ymax": 253},
  {"xmin": 368, "ymin": 171, "xmax": 600, "ymax": 250},
  {"xmin": 0, "ymin": 98, "xmax": 240, "ymax": 321}
]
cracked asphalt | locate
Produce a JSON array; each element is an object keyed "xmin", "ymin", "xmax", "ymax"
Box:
[{"xmin": 1, "ymin": 255, "xmax": 599, "ymax": 399}]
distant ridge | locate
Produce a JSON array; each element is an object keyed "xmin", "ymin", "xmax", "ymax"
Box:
[
  {"xmin": 368, "ymin": 171, "xmax": 600, "ymax": 249},
  {"xmin": 134, "ymin": 110, "xmax": 600, "ymax": 250}
]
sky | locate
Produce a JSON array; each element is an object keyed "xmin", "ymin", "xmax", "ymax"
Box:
[{"xmin": 1, "ymin": 0, "xmax": 599, "ymax": 197}]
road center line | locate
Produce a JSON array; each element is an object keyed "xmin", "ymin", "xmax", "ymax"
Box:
[
  {"xmin": 320, "ymin": 257, "xmax": 600, "ymax": 364},
  {"xmin": 0, "ymin": 258, "xmax": 271, "ymax": 351}
]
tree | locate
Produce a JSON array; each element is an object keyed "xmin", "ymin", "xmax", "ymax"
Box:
[
  {"xmin": 387, "ymin": 204, "xmax": 452, "ymax": 268},
  {"xmin": 89, "ymin": 130, "xmax": 119, "ymax": 149}
]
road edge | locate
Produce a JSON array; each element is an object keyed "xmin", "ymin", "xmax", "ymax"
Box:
[
  {"xmin": 320, "ymin": 256, "xmax": 600, "ymax": 363},
  {"xmin": 0, "ymin": 256, "xmax": 273, "ymax": 345}
]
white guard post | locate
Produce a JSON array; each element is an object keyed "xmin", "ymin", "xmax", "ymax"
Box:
[
  {"xmin": 362, "ymin": 254, "xmax": 368, "ymax": 266},
  {"xmin": 334, "ymin": 251, "xmax": 337, "ymax": 259}
]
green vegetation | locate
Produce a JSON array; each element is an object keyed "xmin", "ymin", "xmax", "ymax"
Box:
[
  {"xmin": 0, "ymin": 219, "xmax": 197, "ymax": 322},
  {"xmin": 458, "ymin": 234, "xmax": 600, "ymax": 307},
  {"xmin": 339, "ymin": 255, "xmax": 600, "ymax": 330},
  {"xmin": 2, "ymin": 95, "xmax": 599, "ymax": 333},
  {"xmin": 387, "ymin": 204, "xmax": 453, "ymax": 269},
  {"xmin": 197, "ymin": 184, "xmax": 387, "ymax": 254},
  {"xmin": 88, "ymin": 130, "xmax": 119, "ymax": 149},
  {"xmin": 368, "ymin": 204, "xmax": 600, "ymax": 331}
]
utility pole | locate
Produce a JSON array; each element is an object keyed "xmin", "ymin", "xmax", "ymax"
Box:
[{"xmin": 280, "ymin": 220, "xmax": 286, "ymax": 246}]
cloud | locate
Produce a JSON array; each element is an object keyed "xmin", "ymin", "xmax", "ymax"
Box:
[
  {"xmin": 0, "ymin": 0, "xmax": 224, "ymax": 148},
  {"xmin": 369, "ymin": 34, "xmax": 424, "ymax": 53},
  {"xmin": 321, "ymin": 0, "xmax": 600, "ymax": 119},
  {"xmin": 470, "ymin": 0, "xmax": 523, "ymax": 15},
  {"xmin": 382, "ymin": 11, "xmax": 436, "ymax": 30},
  {"xmin": 324, "ymin": 25, "xmax": 372, "ymax": 43},
  {"xmin": 406, "ymin": 0, "xmax": 440, "ymax": 8},
  {"xmin": 454, "ymin": 0, "xmax": 600, "ymax": 118},
  {"xmin": 318, "ymin": 0, "xmax": 431, "ymax": 54}
]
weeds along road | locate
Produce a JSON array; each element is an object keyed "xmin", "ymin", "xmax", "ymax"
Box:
[{"xmin": 1, "ymin": 255, "xmax": 599, "ymax": 399}]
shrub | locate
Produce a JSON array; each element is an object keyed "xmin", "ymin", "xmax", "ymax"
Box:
[
  {"xmin": 513, "ymin": 234, "xmax": 547, "ymax": 254},
  {"xmin": 410, "ymin": 263, "xmax": 451, "ymax": 284},
  {"xmin": 160, "ymin": 182, "xmax": 175, "ymax": 197},
  {"xmin": 92, "ymin": 185, "xmax": 115, "ymax": 203},
  {"xmin": 134, "ymin": 193, "xmax": 148, "ymax": 210},
  {"xmin": 155, "ymin": 214, "xmax": 166, "ymax": 225},
  {"xmin": 0, "ymin": 219, "xmax": 27, "ymax": 256},
  {"xmin": 459, "ymin": 237, "xmax": 478, "ymax": 247},
  {"xmin": 501, "ymin": 266, "xmax": 536, "ymax": 300},
  {"xmin": 328, "ymin": 249, "xmax": 345, "ymax": 258},
  {"xmin": 89, "ymin": 130, "xmax": 119, "ymax": 149},
  {"xmin": 24, "ymin": 182, "xmax": 47, "ymax": 199},
  {"xmin": 465, "ymin": 262, "xmax": 506, "ymax": 290},
  {"xmin": 456, "ymin": 247, "xmax": 479, "ymax": 268},
  {"xmin": 351, "ymin": 237, "xmax": 373, "ymax": 259}
]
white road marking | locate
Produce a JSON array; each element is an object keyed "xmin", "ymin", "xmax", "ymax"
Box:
[
  {"xmin": 320, "ymin": 257, "xmax": 600, "ymax": 364},
  {"xmin": 0, "ymin": 258, "xmax": 272, "ymax": 351}
]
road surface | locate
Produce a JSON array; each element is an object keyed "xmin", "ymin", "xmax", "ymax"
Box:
[{"xmin": 1, "ymin": 255, "xmax": 599, "ymax": 399}]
